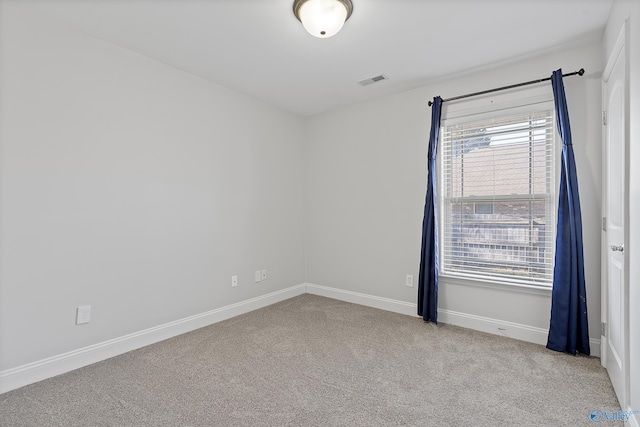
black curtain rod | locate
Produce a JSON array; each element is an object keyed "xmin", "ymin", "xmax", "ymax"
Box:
[{"xmin": 427, "ymin": 68, "xmax": 585, "ymax": 106}]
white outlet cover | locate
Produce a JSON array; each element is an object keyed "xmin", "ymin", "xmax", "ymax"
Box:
[
  {"xmin": 76, "ymin": 305, "xmax": 91, "ymax": 325},
  {"xmin": 405, "ymin": 274, "xmax": 414, "ymax": 287},
  {"xmin": 261, "ymin": 269, "xmax": 267, "ymax": 280},
  {"xmin": 254, "ymin": 270, "xmax": 262, "ymax": 283},
  {"xmin": 231, "ymin": 275, "xmax": 238, "ymax": 287}
]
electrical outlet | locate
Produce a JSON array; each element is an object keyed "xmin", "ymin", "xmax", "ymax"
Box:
[
  {"xmin": 405, "ymin": 274, "xmax": 414, "ymax": 287},
  {"xmin": 261, "ymin": 269, "xmax": 267, "ymax": 280},
  {"xmin": 254, "ymin": 270, "xmax": 262, "ymax": 283},
  {"xmin": 76, "ymin": 305, "xmax": 91, "ymax": 325},
  {"xmin": 231, "ymin": 275, "xmax": 238, "ymax": 287}
]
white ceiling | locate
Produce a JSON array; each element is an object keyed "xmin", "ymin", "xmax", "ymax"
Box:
[{"xmin": 5, "ymin": 0, "xmax": 613, "ymax": 116}]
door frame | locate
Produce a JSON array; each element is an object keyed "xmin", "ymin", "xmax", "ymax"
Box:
[{"xmin": 601, "ymin": 21, "xmax": 630, "ymax": 409}]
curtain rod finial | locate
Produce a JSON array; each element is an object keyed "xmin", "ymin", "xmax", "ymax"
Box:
[{"xmin": 578, "ymin": 68, "xmax": 585, "ymax": 76}]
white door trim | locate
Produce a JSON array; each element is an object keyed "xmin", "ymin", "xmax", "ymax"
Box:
[{"xmin": 601, "ymin": 20, "xmax": 630, "ymax": 410}]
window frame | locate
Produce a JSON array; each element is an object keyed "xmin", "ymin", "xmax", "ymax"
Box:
[{"xmin": 437, "ymin": 92, "xmax": 558, "ymax": 290}]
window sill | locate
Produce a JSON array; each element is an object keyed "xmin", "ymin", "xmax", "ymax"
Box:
[{"xmin": 439, "ymin": 273, "xmax": 553, "ymax": 297}]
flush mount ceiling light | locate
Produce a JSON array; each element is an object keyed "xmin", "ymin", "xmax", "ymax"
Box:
[{"xmin": 293, "ymin": 0, "xmax": 353, "ymax": 38}]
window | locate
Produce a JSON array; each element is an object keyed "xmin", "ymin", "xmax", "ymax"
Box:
[
  {"xmin": 474, "ymin": 202, "xmax": 494, "ymax": 215},
  {"xmin": 440, "ymin": 109, "xmax": 555, "ymax": 286}
]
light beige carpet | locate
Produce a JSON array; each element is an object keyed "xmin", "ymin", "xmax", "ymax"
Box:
[{"xmin": 0, "ymin": 294, "xmax": 621, "ymax": 426}]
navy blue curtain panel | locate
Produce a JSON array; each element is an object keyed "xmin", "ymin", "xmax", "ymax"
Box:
[
  {"xmin": 418, "ymin": 96, "xmax": 442, "ymax": 323},
  {"xmin": 547, "ymin": 69, "xmax": 590, "ymax": 355}
]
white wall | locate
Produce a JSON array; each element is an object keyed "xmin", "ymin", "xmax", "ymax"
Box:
[
  {"xmin": 306, "ymin": 43, "xmax": 603, "ymax": 347},
  {"xmin": 604, "ymin": 0, "xmax": 640, "ymax": 421},
  {"xmin": 0, "ymin": 4, "xmax": 306, "ymax": 372}
]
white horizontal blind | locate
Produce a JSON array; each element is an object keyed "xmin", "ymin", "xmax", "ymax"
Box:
[{"xmin": 440, "ymin": 110, "xmax": 555, "ymax": 286}]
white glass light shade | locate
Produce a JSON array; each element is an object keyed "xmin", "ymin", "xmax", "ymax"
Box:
[{"xmin": 296, "ymin": 0, "xmax": 350, "ymax": 38}]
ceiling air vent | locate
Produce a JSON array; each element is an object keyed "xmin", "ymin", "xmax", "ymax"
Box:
[{"xmin": 358, "ymin": 74, "xmax": 389, "ymax": 86}]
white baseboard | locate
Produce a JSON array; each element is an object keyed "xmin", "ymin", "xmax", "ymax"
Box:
[
  {"xmin": 438, "ymin": 308, "xmax": 549, "ymax": 345},
  {"xmin": 304, "ymin": 283, "xmax": 418, "ymax": 317},
  {"xmin": 0, "ymin": 284, "xmax": 306, "ymax": 394},
  {"xmin": 440, "ymin": 309, "xmax": 602, "ymax": 357},
  {"xmin": 304, "ymin": 283, "xmax": 601, "ymax": 357},
  {"xmin": 1, "ymin": 282, "xmax": 602, "ymax": 394}
]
